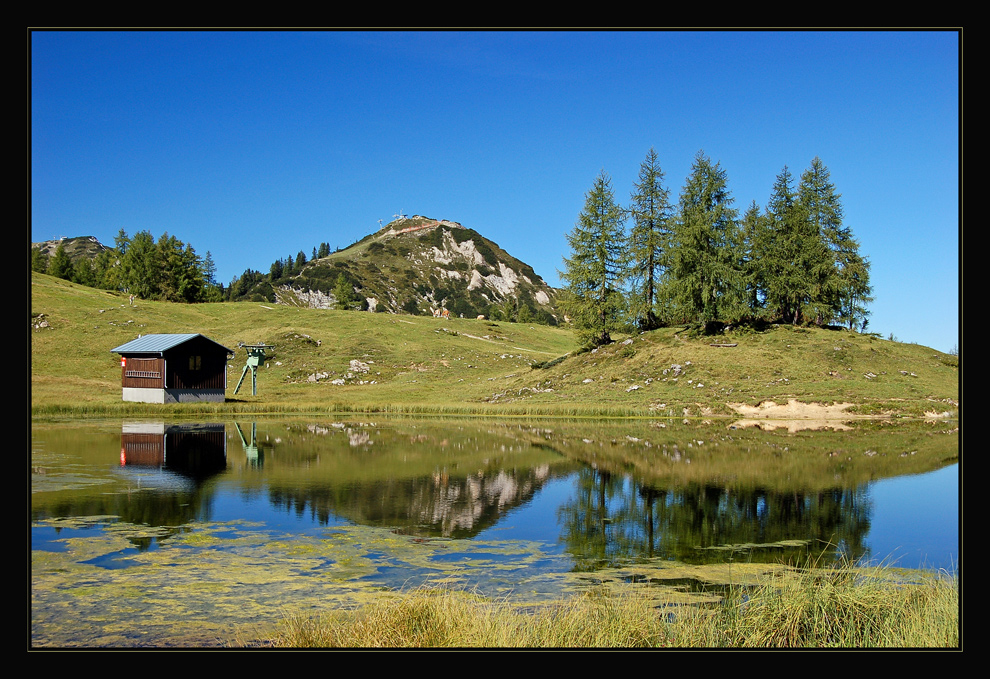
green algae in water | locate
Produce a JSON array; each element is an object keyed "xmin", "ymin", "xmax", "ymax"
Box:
[
  {"xmin": 31, "ymin": 517, "xmax": 561, "ymax": 646},
  {"xmin": 30, "ymin": 416, "xmax": 959, "ymax": 647},
  {"xmin": 33, "ymin": 515, "xmax": 704, "ymax": 646}
]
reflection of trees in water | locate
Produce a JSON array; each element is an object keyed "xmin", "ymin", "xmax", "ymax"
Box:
[
  {"xmin": 558, "ymin": 467, "xmax": 873, "ymax": 568},
  {"xmin": 267, "ymin": 464, "xmax": 556, "ymax": 538}
]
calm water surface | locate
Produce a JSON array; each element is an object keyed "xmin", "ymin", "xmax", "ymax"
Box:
[{"xmin": 30, "ymin": 416, "xmax": 958, "ymax": 647}]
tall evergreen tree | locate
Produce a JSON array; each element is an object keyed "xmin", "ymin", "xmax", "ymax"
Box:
[
  {"xmin": 156, "ymin": 233, "xmax": 185, "ymax": 302},
  {"xmin": 759, "ymin": 166, "xmax": 816, "ymax": 324},
  {"xmin": 93, "ymin": 247, "xmax": 122, "ymax": 291},
  {"xmin": 121, "ymin": 230, "xmax": 158, "ymax": 299},
  {"xmin": 834, "ymin": 244, "xmax": 873, "ymax": 331},
  {"xmin": 739, "ymin": 200, "xmax": 767, "ymax": 316},
  {"xmin": 47, "ymin": 242, "xmax": 74, "ymax": 280},
  {"xmin": 202, "ymin": 251, "xmax": 218, "ymax": 287},
  {"xmin": 560, "ymin": 171, "xmax": 627, "ymax": 347},
  {"xmin": 178, "ymin": 242, "xmax": 205, "ymax": 302},
  {"xmin": 114, "ymin": 228, "xmax": 130, "ymax": 256},
  {"xmin": 333, "ymin": 272, "xmax": 357, "ymax": 310},
  {"xmin": 72, "ymin": 257, "xmax": 96, "ymax": 287},
  {"xmin": 626, "ymin": 148, "xmax": 674, "ymax": 330},
  {"xmin": 31, "ymin": 248, "xmax": 49, "ymax": 274},
  {"xmin": 668, "ymin": 151, "xmax": 743, "ymax": 329},
  {"xmin": 798, "ymin": 157, "xmax": 872, "ymax": 329}
]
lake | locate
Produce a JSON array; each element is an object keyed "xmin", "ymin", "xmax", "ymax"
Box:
[{"xmin": 30, "ymin": 416, "xmax": 958, "ymax": 647}]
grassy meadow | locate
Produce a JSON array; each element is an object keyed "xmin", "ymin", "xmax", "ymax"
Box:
[
  {"xmin": 30, "ymin": 273, "xmax": 961, "ymax": 648},
  {"xmin": 31, "ymin": 272, "xmax": 959, "ymax": 420}
]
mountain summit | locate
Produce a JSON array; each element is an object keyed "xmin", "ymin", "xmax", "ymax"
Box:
[{"xmin": 266, "ymin": 215, "xmax": 561, "ymax": 323}]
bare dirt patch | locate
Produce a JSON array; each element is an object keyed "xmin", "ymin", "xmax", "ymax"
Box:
[{"xmin": 727, "ymin": 399, "xmax": 858, "ymax": 432}]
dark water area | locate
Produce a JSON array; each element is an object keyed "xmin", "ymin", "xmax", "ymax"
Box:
[{"xmin": 30, "ymin": 416, "xmax": 958, "ymax": 647}]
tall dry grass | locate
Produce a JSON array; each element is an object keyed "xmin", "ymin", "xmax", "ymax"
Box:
[{"xmin": 266, "ymin": 563, "xmax": 958, "ymax": 648}]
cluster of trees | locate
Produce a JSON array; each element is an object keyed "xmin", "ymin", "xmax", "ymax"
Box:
[
  {"xmin": 32, "ymin": 229, "xmax": 224, "ymax": 303},
  {"xmin": 267, "ymin": 242, "xmax": 334, "ymax": 283},
  {"xmin": 228, "ymin": 241, "xmax": 340, "ymax": 302},
  {"xmin": 561, "ymin": 149, "xmax": 872, "ymax": 347}
]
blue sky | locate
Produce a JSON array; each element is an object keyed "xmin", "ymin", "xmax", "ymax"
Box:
[{"xmin": 30, "ymin": 30, "xmax": 960, "ymax": 353}]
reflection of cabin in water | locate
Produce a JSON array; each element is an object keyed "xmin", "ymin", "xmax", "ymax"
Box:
[
  {"xmin": 111, "ymin": 333, "xmax": 234, "ymax": 403},
  {"xmin": 120, "ymin": 422, "xmax": 227, "ymax": 477}
]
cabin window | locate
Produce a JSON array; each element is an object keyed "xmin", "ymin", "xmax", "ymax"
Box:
[{"xmin": 189, "ymin": 355, "xmax": 202, "ymax": 370}]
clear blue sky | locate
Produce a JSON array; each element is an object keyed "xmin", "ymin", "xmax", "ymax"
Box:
[{"xmin": 30, "ymin": 29, "xmax": 960, "ymax": 353}]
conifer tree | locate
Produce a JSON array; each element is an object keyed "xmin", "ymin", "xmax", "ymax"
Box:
[
  {"xmin": 114, "ymin": 228, "xmax": 130, "ymax": 255},
  {"xmin": 334, "ymin": 272, "xmax": 357, "ymax": 310},
  {"xmin": 120, "ymin": 230, "xmax": 158, "ymax": 299},
  {"xmin": 178, "ymin": 242, "xmax": 205, "ymax": 302},
  {"xmin": 202, "ymin": 251, "xmax": 217, "ymax": 287},
  {"xmin": 560, "ymin": 170, "xmax": 627, "ymax": 347},
  {"xmin": 798, "ymin": 157, "xmax": 872, "ymax": 329},
  {"xmin": 31, "ymin": 247, "xmax": 49, "ymax": 273},
  {"xmin": 46, "ymin": 242, "xmax": 73, "ymax": 280},
  {"xmin": 739, "ymin": 200, "xmax": 767, "ymax": 316},
  {"xmin": 156, "ymin": 233, "xmax": 185, "ymax": 302},
  {"xmin": 93, "ymin": 247, "xmax": 122, "ymax": 291},
  {"xmin": 626, "ymin": 148, "xmax": 674, "ymax": 330},
  {"xmin": 759, "ymin": 165, "xmax": 820, "ymax": 324},
  {"xmin": 72, "ymin": 257, "xmax": 96, "ymax": 287},
  {"xmin": 668, "ymin": 151, "xmax": 743, "ymax": 329}
]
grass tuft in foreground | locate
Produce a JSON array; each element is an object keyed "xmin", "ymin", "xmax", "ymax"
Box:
[{"xmin": 264, "ymin": 564, "xmax": 958, "ymax": 648}]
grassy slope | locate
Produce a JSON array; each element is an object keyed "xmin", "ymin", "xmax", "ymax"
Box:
[{"xmin": 30, "ymin": 272, "xmax": 959, "ymax": 418}]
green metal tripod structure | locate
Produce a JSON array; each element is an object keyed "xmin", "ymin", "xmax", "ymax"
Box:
[
  {"xmin": 233, "ymin": 344, "xmax": 275, "ymax": 396},
  {"xmin": 234, "ymin": 421, "xmax": 260, "ymax": 463}
]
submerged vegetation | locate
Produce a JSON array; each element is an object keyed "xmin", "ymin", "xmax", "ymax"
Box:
[{"xmin": 32, "ymin": 415, "xmax": 959, "ymax": 648}]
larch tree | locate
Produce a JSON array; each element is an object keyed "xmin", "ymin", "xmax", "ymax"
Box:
[
  {"xmin": 334, "ymin": 272, "xmax": 358, "ymax": 310},
  {"xmin": 626, "ymin": 147, "xmax": 674, "ymax": 331},
  {"xmin": 759, "ymin": 165, "xmax": 819, "ymax": 324},
  {"xmin": 798, "ymin": 157, "xmax": 872, "ymax": 329},
  {"xmin": 560, "ymin": 170, "xmax": 627, "ymax": 347},
  {"xmin": 668, "ymin": 151, "xmax": 744, "ymax": 330},
  {"xmin": 739, "ymin": 200, "xmax": 767, "ymax": 316}
]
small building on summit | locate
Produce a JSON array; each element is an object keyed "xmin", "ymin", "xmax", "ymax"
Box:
[{"xmin": 111, "ymin": 333, "xmax": 234, "ymax": 403}]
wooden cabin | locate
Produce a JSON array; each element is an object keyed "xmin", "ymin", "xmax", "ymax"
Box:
[{"xmin": 111, "ymin": 333, "xmax": 234, "ymax": 403}]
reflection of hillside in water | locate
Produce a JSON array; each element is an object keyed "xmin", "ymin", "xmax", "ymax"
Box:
[
  {"xmin": 270, "ymin": 463, "xmax": 560, "ymax": 538},
  {"xmin": 31, "ymin": 417, "xmax": 957, "ymax": 569},
  {"xmin": 259, "ymin": 422, "xmax": 575, "ymax": 538}
]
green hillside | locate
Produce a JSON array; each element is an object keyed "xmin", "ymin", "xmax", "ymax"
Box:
[
  {"xmin": 30, "ymin": 272, "xmax": 958, "ymax": 419},
  {"xmin": 31, "ymin": 235, "xmax": 109, "ymax": 262},
  {"xmin": 232, "ymin": 215, "xmax": 562, "ymax": 324}
]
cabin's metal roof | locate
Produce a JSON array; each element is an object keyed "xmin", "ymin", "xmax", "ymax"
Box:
[{"xmin": 110, "ymin": 333, "xmax": 233, "ymax": 355}]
